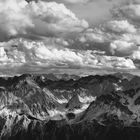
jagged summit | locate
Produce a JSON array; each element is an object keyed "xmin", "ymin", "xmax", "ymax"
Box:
[{"xmin": 0, "ymin": 73, "xmax": 140, "ymax": 140}]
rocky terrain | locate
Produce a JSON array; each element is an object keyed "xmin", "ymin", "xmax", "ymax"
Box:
[{"xmin": 0, "ymin": 73, "xmax": 140, "ymax": 140}]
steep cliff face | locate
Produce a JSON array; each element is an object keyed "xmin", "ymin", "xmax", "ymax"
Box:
[{"xmin": 0, "ymin": 73, "xmax": 140, "ymax": 140}]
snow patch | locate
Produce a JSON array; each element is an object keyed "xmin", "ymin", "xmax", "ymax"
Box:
[
  {"xmin": 48, "ymin": 109, "xmax": 65, "ymax": 117},
  {"xmin": 113, "ymin": 83, "xmax": 123, "ymax": 91},
  {"xmin": 73, "ymin": 104, "xmax": 90, "ymax": 114},
  {"xmin": 56, "ymin": 97, "xmax": 68, "ymax": 104},
  {"xmin": 78, "ymin": 95, "xmax": 96, "ymax": 103},
  {"xmin": 43, "ymin": 88, "xmax": 68, "ymax": 104}
]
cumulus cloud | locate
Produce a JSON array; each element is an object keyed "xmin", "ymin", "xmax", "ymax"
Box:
[
  {"xmin": 79, "ymin": 28, "xmax": 109, "ymax": 43},
  {"xmin": 0, "ymin": 0, "xmax": 138, "ymax": 71},
  {"xmin": 26, "ymin": 0, "xmax": 99, "ymax": 4},
  {"xmin": 0, "ymin": 0, "xmax": 88, "ymax": 41},
  {"xmin": 100, "ymin": 2, "xmax": 140, "ymax": 61},
  {"xmin": 132, "ymin": 0, "xmax": 140, "ymax": 4},
  {"xmin": 110, "ymin": 40, "xmax": 136, "ymax": 55},
  {"xmin": 31, "ymin": 0, "xmax": 128, "ymax": 4},
  {"xmin": 131, "ymin": 50, "xmax": 140, "ymax": 60},
  {"xmin": 0, "ymin": 0, "xmax": 34, "ymax": 41},
  {"xmin": 0, "ymin": 38, "xmax": 136, "ymax": 69},
  {"xmin": 0, "ymin": 45, "xmax": 26, "ymax": 66},
  {"xmin": 60, "ymin": 0, "xmax": 90, "ymax": 4},
  {"xmin": 106, "ymin": 20, "xmax": 137, "ymax": 33},
  {"xmin": 113, "ymin": 3, "xmax": 140, "ymax": 22},
  {"xmin": 99, "ymin": 55, "xmax": 135, "ymax": 69},
  {"xmin": 130, "ymin": 45, "xmax": 140, "ymax": 60},
  {"xmin": 75, "ymin": 11, "xmax": 140, "ymax": 59}
]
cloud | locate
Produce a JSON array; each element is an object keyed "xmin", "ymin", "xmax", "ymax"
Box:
[
  {"xmin": 26, "ymin": 0, "xmax": 90, "ymax": 4},
  {"xmin": 132, "ymin": 0, "xmax": 140, "ymax": 4},
  {"xmin": 60, "ymin": 0, "xmax": 90, "ymax": 4},
  {"xmin": 102, "ymin": 2, "xmax": 140, "ymax": 61},
  {"xmin": 130, "ymin": 45, "xmax": 140, "ymax": 60},
  {"xmin": 122, "ymin": 4, "xmax": 140, "ymax": 21},
  {"xmin": 131, "ymin": 50, "xmax": 140, "ymax": 60},
  {"xmin": 0, "ymin": 0, "xmax": 34, "ymax": 41},
  {"xmin": 79, "ymin": 28, "xmax": 109, "ymax": 43},
  {"xmin": 108, "ymin": 31, "xmax": 140, "ymax": 58},
  {"xmin": 0, "ymin": 0, "xmax": 88, "ymax": 41},
  {"xmin": 0, "ymin": 45, "xmax": 26, "ymax": 66},
  {"xmin": 106, "ymin": 20, "xmax": 137, "ymax": 33},
  {"xmin": 110, "ymin": 40, "xmax": 136, "ymax": 55},
  {"xmin": 112, "ymin": 3, "xmax": 140, "ymax": 22},
  {"xmin": 30, "ymin": 0, "xmax": 128, "ymax": 4},
  {"xmin": 0, "ymin": 38, "xmax": 136, "ymax": 69},
  {"xmin": 0, "ymin": 47, "xmax": 10, "ymax": 63},
  {"xmin": 26, "ymin": 0, "xmax": 100, "ymax": 4},
  {"xmin": 73, "ymin": 18, "xmax": 140, "ymax": 63},
  {"xmin": 99, "ymin": 55, "xmax": 136, "ymax": 69},
  {"xmin": 0, "ymin": 0, "xmax": 138, "ymax": 71}
]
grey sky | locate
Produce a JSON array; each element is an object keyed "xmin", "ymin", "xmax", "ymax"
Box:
[{"xmin": 40, "ymin": 0, "xmax": 129, "ymax": 26}]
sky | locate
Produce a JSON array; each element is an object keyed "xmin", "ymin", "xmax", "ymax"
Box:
[
  {"xmin": 58, "ymin": 0, "xmax": 127, "ymax": 25},
  {"xmin": 0, "ymin": 0, "xmax": 140, "ymax": 75}
]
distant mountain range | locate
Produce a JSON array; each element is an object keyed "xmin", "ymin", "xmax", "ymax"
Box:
[{"xmin": 0, "ymin": 73, "xmax": 140, "ymax": 140}]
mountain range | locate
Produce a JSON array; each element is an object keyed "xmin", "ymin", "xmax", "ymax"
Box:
[{"xmin": 0, "ymin": 73, "xmax": 140, "ymax": 140}]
